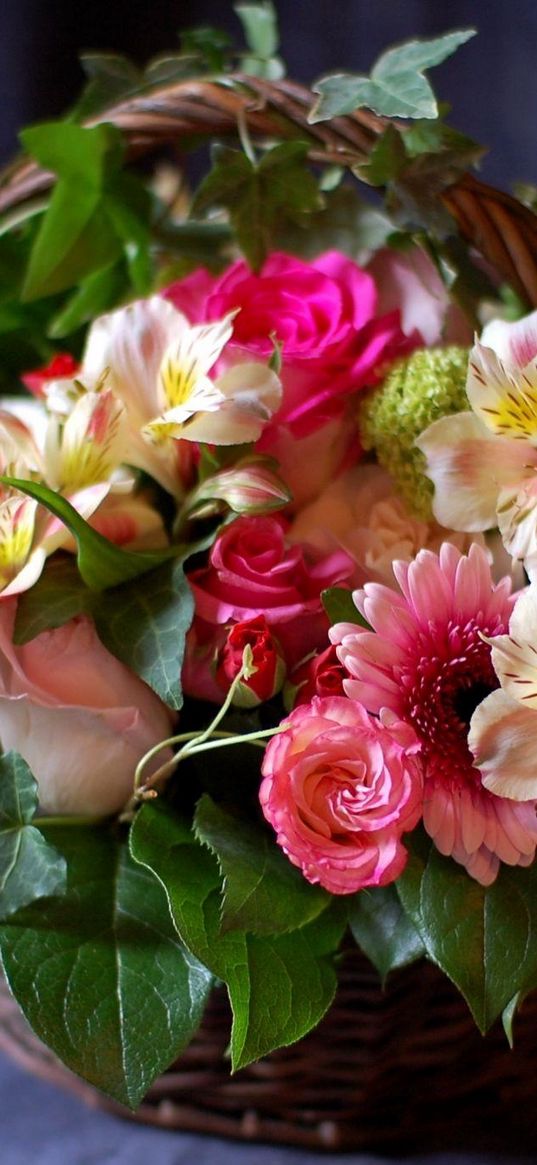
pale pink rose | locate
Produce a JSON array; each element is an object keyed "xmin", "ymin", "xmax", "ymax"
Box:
[
  {"xmin": 0, "ymin": 601, "xmax": 174, "ymax": 816},
  {"xmin": 289, "ymin": 463, "xmax": 485, "ymax": 586},
  {"xmin": 259, "ymin": 696, "xmax": 423, "ymax": 894},
  {"xmin": 182, "ymin": 515, "xmax": 354, "ymax": 701}
]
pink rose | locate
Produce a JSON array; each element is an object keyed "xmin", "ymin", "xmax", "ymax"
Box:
[
  {"xmin": 215, "ymin": 615, "xmax": 285, "ymax": 706},
  {"xmin": 165, "ymin": 250, "xmax": 418, "ymax": 433},
  {"xmin": 260, "ymin": 696, "xmax": 423, "ymax": 894},
  {"xmin": 183, "ymin": 516, "xmax": 354, "ymax": 701},
  {"xmin": 0, "ymin": 601, "xmax": 174, "ymax": 815}
]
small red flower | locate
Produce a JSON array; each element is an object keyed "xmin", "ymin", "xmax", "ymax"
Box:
[
  {"xmin": 21, "ymin": 353, "xmax": 79, "ymax": 396},
  {"xmin": 289, "ymin": 644, "xmax": 348, "ymax": 708},
  {"xmin": 215, "ymin": 615, "xmax": 285, "ymax": 706}
]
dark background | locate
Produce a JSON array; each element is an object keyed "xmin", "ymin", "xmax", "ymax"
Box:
[{"xmin": 0, "ymin": 0, "xmax": 535, "ymax": 190}]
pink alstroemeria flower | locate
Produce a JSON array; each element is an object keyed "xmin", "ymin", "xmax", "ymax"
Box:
[
  {"xmin": 469, "ymin": 582, "xmax": 537, "ymax": 801},
  {"xmin": 60, "ymin": 296, "xmax": 281, "ymax": 497},
  {"xmin": 417, "ymin": 310, "xmax": 537, "ymax": 571}
]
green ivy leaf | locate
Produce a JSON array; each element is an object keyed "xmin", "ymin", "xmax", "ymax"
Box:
[
  {"xmin": 20, "ymin": 123, "xmax": 125, "ymax": 300},
  {"xmin": 130, "ymin": 801, "xmax": 346, "ymax": 1070},
  {"xmin": 0, "ymin": 753, "xmax": 66, "ymax": 920},
  {"xmin": 48, "ymin": 260, "xmax": 129, "ymax": 339},
  {"xmin": 235, "ymin": 2, "xmax": 284, "ymax": 78},
  {"xmin": 194, "ymin": 794, "xmax": 329, "ymax": 935},
  {"xmin": 397, "ymin": 832, "xmax": 537, "ymax": 1032},
  {"xmin": 14, "ymin": 555, "xmax": 89, "ymax": 644},
  {"xmin": 94, "ymin": 556, "xmax": 194, "ymax": 709},
  {"xmin": 354, "ymin": 124, "xmax": 407, "ymax": 186},
  {"xmin": 348, "ymin": 883, "xmax": 424, "ymax": 983},
  {"xmin": 1, "ymin": 477, "xmax": 176, "ymax": 591},
  {"xmin": 13, "ymin": 549, "xmax": 196, "ymax": 709},
  {"xmin": 0, "ymin": 825, "xmax": 213, "ymax": 1108},
  {"xmin": 321, "ymin": 587, "xmax": 369, "ymax": 628},
  {"xmin": 310, "ymin": 30, "xmax": 476, "ymax": 122},
  {"xmin": 192, "ymin": 142, "xmax": 322, "ymax": 270}
]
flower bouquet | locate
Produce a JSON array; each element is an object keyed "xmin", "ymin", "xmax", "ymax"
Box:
[{"xmin": 2, "ymin": 6, "xmax": 537, "ymax": 1152}]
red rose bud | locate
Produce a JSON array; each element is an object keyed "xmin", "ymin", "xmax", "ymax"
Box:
[
  {"xmin": 215, "ymin": 616, "xmax": 285, "ymax": 707},
  {"xmin": 185, "ymin": 459, "xmax": 291, "ymax": 521},
  {"xmin": 287, "ymin": 644, "xmax": 348, "ymax": 709},
  {"xmin": 21, "ymin": 353, "xmax": 80, "ymax": 396}
]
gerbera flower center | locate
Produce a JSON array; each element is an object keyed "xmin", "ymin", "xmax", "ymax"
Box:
[{"xmin": 403, "ymin": 616, "xmax": 502, "ymax": 785}]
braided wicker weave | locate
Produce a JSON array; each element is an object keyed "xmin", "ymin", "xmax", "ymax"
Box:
[{"xmin": 2, "ymin": 76, "xmax": 537, "ymax": 1153}]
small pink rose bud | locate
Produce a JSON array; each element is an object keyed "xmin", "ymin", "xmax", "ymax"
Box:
[
  {"xmin": 286, "ymin": 644, "xmax": 348, "ymax": 709},
  {"xmin": 186, "ymin": 459, "xmax": 291, "ymax": 520},
  {"xmin": 215, "ymin": 615, "xmax": 286, "ymax": 707}
]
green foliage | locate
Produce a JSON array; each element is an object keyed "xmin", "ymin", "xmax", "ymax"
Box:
[
  {"xmin": 1, "ymin": 477, "xmax": 176, "ymax": 591},
  {"xmin": 348, "ymin": 883, "xmax": 425, "ymax": 983},
  {"xmin": 322, "ymin": 587, "xmax": 369, "ymax": 628},
  {"xmin": 130, "ymin": 801, "xmax": 346, "ymax": 1070},
  {"xmin": 235, "ymin": 1, "xmax": 285, "ymax": 79},
  {"xmin": 310, "ymin": 30, "xmax": 476, "ymax": 122},
  {"xmin": 0, "ymin": 753, "xmax": 66, "ymax": 920},
  {"xmin": 20, "ymin": 122, "xmax": 153, "ymax": 304},
  {"xmin": 194, "ymin": 794, "xmax": 329, "ymax": 935},
  {"xmin": 398, "ymin": 832, "xmax": 537, "ymax": 1032},
  {"xmin": 192, "ymin": 142, "xmax": 323, "ymax": 270},
  {"xmin": 0, "ymin": 825, "xmax": 213, "ymax": 1108},
  {"xmin": 13, "ymin": 545, "xmax": 198, "ymax": 710}
]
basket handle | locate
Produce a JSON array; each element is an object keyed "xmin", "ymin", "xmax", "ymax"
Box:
[{"xmin": 3, "ymin": 74, "xmax": 537, "ymax": 306}]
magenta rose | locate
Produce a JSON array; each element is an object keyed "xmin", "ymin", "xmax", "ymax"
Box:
[
  {"xmin": 260, "ymin": 696, "xmax": 423, "ymax": 894},
  {"xmin": 182, "ymin": 515, "xmax": 354, "ymax": 701},
  {"xmin": 0, "ymin": 601, "xmax": 174, "ymax": 815},
  {"xmin": 165, "ymin": 250, "xmax": 418, "ymax": 436}
]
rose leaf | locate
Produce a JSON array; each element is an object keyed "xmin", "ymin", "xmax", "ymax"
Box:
[
  {"xmin": 194, "ymin": 793, "xmax": 329, "ymax": 935},
  {"xmin": 397, "ymin": 831, "xmax": 537, "ymax": 1032},
  {"xmin": 130, "ymin": 800, "xmax": 346, "ymax": 1070},
  {"xmin": 0, "ymin": 824, "xmax": 213, "ymax": 1108}
]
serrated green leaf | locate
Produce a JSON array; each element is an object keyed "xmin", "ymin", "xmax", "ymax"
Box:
[
  {"xmin": 0, "ymin": 825, "xmax": 213, "ymax": 1108},
  {"xmin": 1, "ymin": 477, "xmax": 176, "ymax": 591},
  {"xmin": 0, "ymin": 753, "xmax": 66, "ymax": 920},
  {"xmin": 348, "ymin": 883, "xmax": 424, "ymax": 983},
  {"xmin": 310, "ymin": 30, "xmax": 476, "ymax": 122},
  {"xmin": 192, "ymin": 142, "xmax": 322, "ymax": 270},
  {"xmin": 130, "ymin": 801, "xmax": 346, "ymax": 1070},
  {"xmin": 397, "ymin": 833, "xmax": 537, "ymax": 1032},
  {"xmin": 321, "ymin": 587, "xmax": 369, "ymax": 628},
  {"xmin": 194, "ymin": 794, "xmax": 329, "ymax": 936}
]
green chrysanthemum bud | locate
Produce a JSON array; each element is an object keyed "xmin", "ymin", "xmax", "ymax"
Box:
[{"xmin": 358, "ymin": 345, "xmax": 470, "ymax": 519}]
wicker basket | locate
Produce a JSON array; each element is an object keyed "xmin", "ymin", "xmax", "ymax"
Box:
[{"xmin": 2, "ymin": 75, "xmax": 537, "ymax": 1154}]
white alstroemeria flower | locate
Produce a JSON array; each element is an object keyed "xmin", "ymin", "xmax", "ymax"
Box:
[
  {"xmin": 469, "ymin": 582, "xmax": 537, "ymax": 801},
  {"xmin": 417, "ymin": 309, "xmax": 537, "ymax": 567},
  {"xmin": 44, "ymin": 389, "xmax": 127, "ymax": 493},
  {"xmin": 73, "ymin": 296, "xmax": 282, "ymax": 496}
]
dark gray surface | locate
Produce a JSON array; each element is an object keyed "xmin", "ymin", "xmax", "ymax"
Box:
[{"xmin": 0, "ymin": 1050, "xmax": 531, "ymax": 1165}]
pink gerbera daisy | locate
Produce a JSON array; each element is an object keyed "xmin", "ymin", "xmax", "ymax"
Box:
[{"xmin": 330, "ymin": 542, "xmax": 537, "ymax": 885}]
